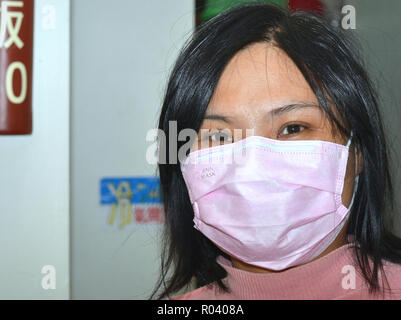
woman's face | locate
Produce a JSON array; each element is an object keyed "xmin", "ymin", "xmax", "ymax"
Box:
[{"xmin": 191, "ymin": 42, "xmax": 361, "ymax": 270}]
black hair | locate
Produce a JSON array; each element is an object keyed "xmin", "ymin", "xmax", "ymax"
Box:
[{"xmin": 150, "ymin": 2, "xmax": 401, "ymax": 299}]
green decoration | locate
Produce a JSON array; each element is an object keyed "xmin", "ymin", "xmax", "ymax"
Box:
[{"xmin": 202, "ymin": 0, "xmax": 288, "ymax": 22}]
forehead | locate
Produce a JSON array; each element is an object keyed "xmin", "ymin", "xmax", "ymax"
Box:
[{"xmin": 207, "ymin": 42, "xmax": 319, "ymax": 113}]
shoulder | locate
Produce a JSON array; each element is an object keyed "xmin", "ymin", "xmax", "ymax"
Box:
[
  {"xmin": 381, "ymin": 259, "xmax": 401, "ymax": 298},
  {"xmin": 170, "ymin": 282, "xmax": 229, "ymax": 300},
  {"xmin": 338, "ymin": 259, "xmax": 401, "ymax": 300}
]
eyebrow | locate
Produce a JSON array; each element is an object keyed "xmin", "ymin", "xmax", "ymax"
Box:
[
  {"xmin": 270, "ymin": 103, "xmax": 320, "ymax": 117},
  {"xmin": 203, "ymin": 114, "xmax": 234, "ymax": 124},
  {"xmin": 203, "ymin": 103, "xmax": 320, "ymax": 123}
]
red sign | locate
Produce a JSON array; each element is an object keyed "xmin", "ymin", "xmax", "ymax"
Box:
[{"xmin": 0, "ymin": 0, "xmax": 34, "ymax": 135}]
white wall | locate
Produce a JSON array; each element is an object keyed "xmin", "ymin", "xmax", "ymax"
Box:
[
  {"xmin": 0, "ymin": 0, "xmax": 70, "ymax": 299},
  {"xmin": 71, "ymin": 0, "xmax": 194, "ymax": 299}
]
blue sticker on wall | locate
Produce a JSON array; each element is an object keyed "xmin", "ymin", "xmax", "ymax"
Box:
[
  {"xmin": 100, "ymin": 176, "xmax": 162, "ymax": 205},
  {"xmin": 100, "ymin": 176, "xmax": 164, "ymax": 229}
]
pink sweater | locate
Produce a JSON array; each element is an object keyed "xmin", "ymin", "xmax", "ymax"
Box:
[{"xmin": 172, "ymin": 243, "xmax": 401, "ymax": 300}]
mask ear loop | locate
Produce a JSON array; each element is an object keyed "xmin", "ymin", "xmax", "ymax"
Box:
[
  {"xmin": 348, "ymin": 175, "xmax": 359, "ymax": 210},
  {"xmin": 346, "ymin": 131, "xmax": 353, "ymax": 148},
  {"xmin": 346, "ymin": 130, "xmax": 359, "ymax": 210}
]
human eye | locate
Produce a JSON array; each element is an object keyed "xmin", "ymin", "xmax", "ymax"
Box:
[
  {"xmin": 202, "ymin": 129, "xmax": 233, "ymax": 145},
  {"xmin": 278, "ymin": 123, "xmax": 307, "ymax": 137}
]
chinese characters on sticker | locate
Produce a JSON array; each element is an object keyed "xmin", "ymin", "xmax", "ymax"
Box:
[{"xmin": 100, "ymin": 177, "xmax": 165, "ymax": 229}]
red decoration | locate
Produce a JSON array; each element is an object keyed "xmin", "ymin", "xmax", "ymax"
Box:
[{"xmin": 288, "ymin": 0, "xmax": 324, "ymax": 15}]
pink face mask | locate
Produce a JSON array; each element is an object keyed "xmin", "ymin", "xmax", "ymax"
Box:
[{"xmin": 180, "ymin": 134, "xmax": 358, "ymax": 271}]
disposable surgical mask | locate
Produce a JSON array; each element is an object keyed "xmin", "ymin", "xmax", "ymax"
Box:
[{"xmin": 180, "ymin": 133, "xmax": 358, "ymax": 270}]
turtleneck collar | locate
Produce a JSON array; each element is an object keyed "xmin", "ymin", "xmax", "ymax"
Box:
[{"xmin": 216, "ymin": 243, "xmax": 362, "ymax": 299}]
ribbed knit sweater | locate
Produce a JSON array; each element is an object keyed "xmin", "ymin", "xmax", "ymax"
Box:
[{"xmin": 172, "ymin": 244, "xmax": 401, "ymax": 300}]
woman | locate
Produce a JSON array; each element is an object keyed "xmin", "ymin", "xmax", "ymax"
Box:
[{"xmin": 150, "ymin": 3, "xmax": 401, "ymax": 299}]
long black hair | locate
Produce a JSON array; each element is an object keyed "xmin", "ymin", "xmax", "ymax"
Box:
[{"xmin": 150, "ymin": 2, "xmax": 401, "ymax": 299}]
